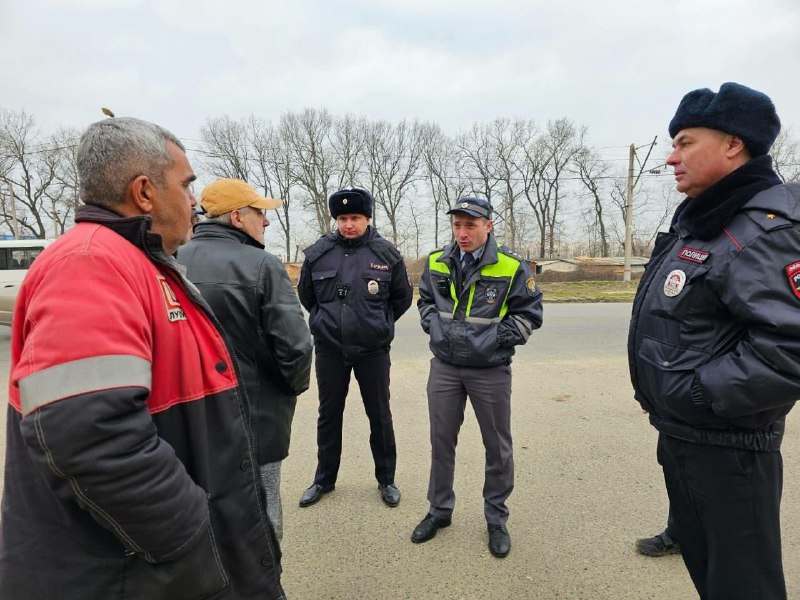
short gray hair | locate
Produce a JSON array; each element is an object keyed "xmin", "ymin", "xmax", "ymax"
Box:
[
  {"xmin": 77, "ymin": 117, "xmax": 185, "ymax": 208},
  {"xmin": 203, "ymin": 212, "xmax": 234, "ymax": 226},
  {"xmin": 202, "ymin": 205, "xmax": 258, "ymax": 226}
]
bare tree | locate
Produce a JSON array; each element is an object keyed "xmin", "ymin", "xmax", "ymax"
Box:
[
  {"xmin": 248, "ymin": 117, "xmax": 295, "ymax": 260},
  {"xmin": 395, "ymin": 198, "xmax": 427, "ymax": 259},
  {"xmin": 491, "ymin": 118, "xmax": 535, "ymax": 249},
  {"xmin": 420, "ymin": 122, "xmax": 469, "ymax": 247},
  {"xmin": 281, "ymin": 109, "xmax": 339, "ymax": 236},
  {"xmin": 455, "ymin": 122, "xmax": 500, "ymax": 205},
  {"xmin": 330, "ymin": 114, "xmax": 367, "ymax": 191},
  {"xmin": 42, "ymin": 127, "xmax": 81, "ymax": 237},
  {"xmin": 572, "ymin": 147, "xmax": 611, "ymax": 256},
  {"xmin": 772, "ymin": 128, "xmax": 800, "ymax": 183},
  {"xmin": 0, "ymin": 109, "xmax": 61, "ymax": 238},
  {"xmin": 520, "ymin": 118, "xmax": 585, "ymax": 257},
  {"xmin": 200, "ymin": 115, "xmax": 251, "ymax": 180},
  {"xmin": 609, "ymin": 178, "xmax": 677, "ymax": 256},
  {"xmin": 363, "ymin": 119, "xmax": 424, "ymax": 243}
]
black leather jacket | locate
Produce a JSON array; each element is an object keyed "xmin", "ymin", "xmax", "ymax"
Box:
[
  {"xmin": 178, "ymin": 222, "xmax": 312, "ymax": 463},
  {"xmin": 298, "ymin": 227, "xmax": 413, "ymax": 361},
  {"xmin": 629, "ymin": 158, "xmax": 800, "ymax": 451}
]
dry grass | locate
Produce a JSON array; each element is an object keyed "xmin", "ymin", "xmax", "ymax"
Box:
[{"xmin": 539, "ymin": 280, "xmax": 639, "ymax": 302}]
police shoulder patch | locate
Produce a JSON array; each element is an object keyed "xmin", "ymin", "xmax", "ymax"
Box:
[
  {"xmin": 785, "ymin": 261, "xmax": 800, "ymax": 300},
  {"xmin": 526, "ymin": 277, "xmax": 537, "ymax": 296}
]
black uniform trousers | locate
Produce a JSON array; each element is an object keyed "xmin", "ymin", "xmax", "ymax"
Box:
[
  {"xmin": 313, "ymin": 351, "xmax": 396, "ymax": 487},
  {"xmin": 657, "ymin": 433, "xmax": 785, "ymax": 600}
]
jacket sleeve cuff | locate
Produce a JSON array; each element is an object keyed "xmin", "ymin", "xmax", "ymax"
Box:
[
  {"xmin": 690, "ymin": 376, "xmax": 711, "ymax": 407},
  {"xmin": 497, "ymin": 328, "xmax": 510, "ymax": 348}
]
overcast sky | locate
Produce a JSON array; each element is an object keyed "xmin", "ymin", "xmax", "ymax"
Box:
[{"xmin": 2, "ymin": 0, "xmax": 799, "ymax": 167}]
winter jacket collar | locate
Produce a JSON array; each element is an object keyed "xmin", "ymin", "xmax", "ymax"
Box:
[
  {"xmin": 74, "ymin": 204, "xmax": 176, "ymax": 265},
  {"xmin": 672, "ymin": 155, "xmax": 782, "ymax": 240},
  {"xmin": 191, "ymin": 221, "xmax": 265, "ymax": 249},
  {"xmin": 438, "ymin": 232, "xmax": 499, "ymax": 267},
  {"xmin": 334, "ymin": 225, "xmax": 376, "ymax": 249}
]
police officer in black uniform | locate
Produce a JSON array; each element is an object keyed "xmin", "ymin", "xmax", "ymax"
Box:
[
  {"xmin": 298, "ymin": 188, "xmax": 413, "ymax": 508},
  {"xmin": 629, "ymin": 82, "xmax": 798, "ymax": 599}
]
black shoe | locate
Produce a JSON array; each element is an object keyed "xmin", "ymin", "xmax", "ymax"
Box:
[
  {"xmin": 298, "ymin": 483, "xmax": 334, "ymax": 507},
  {"xmin": 635, "ymin": 530, "xmax": 681, "ymax": 557},
  {"xmin": 488, "ymin": 524, "xmax": 511, "ymax": 557},
  {"xmin": 411, "ymin": 513, "xmax": 451, "ymax": 543},
  {"xmin": 379, "ymin": 483, "xmax": 401, "ymax": 507}
]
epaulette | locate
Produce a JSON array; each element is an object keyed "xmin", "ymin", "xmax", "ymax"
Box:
[
  {"xmin": 498, "ymin": 245, "xmax": 524, "ymax": 261},
  {"xmin": 367, "ymin": 237, "xmax": 402, "ymax": 267},
  {"xmin": 741, "ymin": 184, "xmax": 800, "ymax": 233},
  {"xmin": 303, "ymin": 233, "xmax": 337, "ymax": 264},
  {"xmin": 744, "ymin": 208, "xmax": 792, "ymax": 233}
]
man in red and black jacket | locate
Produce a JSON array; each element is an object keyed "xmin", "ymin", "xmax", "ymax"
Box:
[{"xmin": 0, "ymin": 118, "xmax": 285, "ymax": 599}]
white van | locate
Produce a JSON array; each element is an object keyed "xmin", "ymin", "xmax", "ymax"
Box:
[{"xmin": 0, "ymin": 239, "xmax": 54, "ymax": 325}]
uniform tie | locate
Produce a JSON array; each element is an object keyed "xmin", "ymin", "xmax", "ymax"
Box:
[{"xmin": 462, "ymin": 252, "xmax": 476, "ymax": 279}]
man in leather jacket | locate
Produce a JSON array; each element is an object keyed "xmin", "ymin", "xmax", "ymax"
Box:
[
  {"xmin": 629, "ymin": 82, "xmax": 797, "ymax": 600},
  {"xmin": 297, "ymin": 188, "xmax": 413, "ymax": 509},
  {"xmin": 178, "ymin": 178, "xmax": 313, "ymax": 542}
]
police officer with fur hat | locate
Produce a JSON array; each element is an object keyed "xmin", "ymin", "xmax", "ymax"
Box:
[
  {"xmin": 297, "ymin": 188, "xmax": 413, "ymax": 509},
  {"xmin": 629, "ymin": 82, "xmax": 797, "ymax": 599}
]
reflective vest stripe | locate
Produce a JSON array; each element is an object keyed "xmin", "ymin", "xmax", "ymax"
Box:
[
  {"xmin": 428, "ymin": 248, "xmax": 520, "ymax": 317},
  {"xmin": 429, "ymin": 251, "xmax": 459, "ymax": 307},
  {"xmin": 19, "ymin": 354, "xmax": 152, "ymax": 416}
]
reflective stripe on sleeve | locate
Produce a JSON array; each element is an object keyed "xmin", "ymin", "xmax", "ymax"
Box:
[
  {"xmin": 509, "ymin": 314, "xmax": 533, "ymax": 341},
  {"xmin": 20, "ymin": 355, "xmax": 152, "ymax": 416}
]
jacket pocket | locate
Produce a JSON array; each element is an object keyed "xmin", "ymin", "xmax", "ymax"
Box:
[
  {"xmin": 647, "ymin": 263, "xmax": 712, "ymax": 321},
  {"xmin": 122, "ymin": 524, "xmax": 229, "ymax": 600},
  {"xmin": 461, "ymin": 320, "xmax": 500, "ymax": 365},
  {"xmin": 362, "ymin": 270, "xmax": 391, "ymax": 301},
  {"xmin": 468, "ymin": 277, "xmax": 510, "ymax": 319},
  {"xmin": 427, "ymin": 314, "xmax": 450, "ymax": 357},
  {"xmin": 637, "ymin": 336, "xmax": 712, "ymax": 425},
  {"xmin": 312, "ymin": 269, "xmax": 338, "ymax": 302}
]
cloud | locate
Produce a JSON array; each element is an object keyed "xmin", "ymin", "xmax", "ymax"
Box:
[{"xmin": 1, "ymin": 0, "xmax": 798, "ymax": 152}]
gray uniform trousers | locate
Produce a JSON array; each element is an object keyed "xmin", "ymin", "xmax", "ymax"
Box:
[{"xmin": 426, "ymin": 356, "xmax": 514, "ymax": 525}]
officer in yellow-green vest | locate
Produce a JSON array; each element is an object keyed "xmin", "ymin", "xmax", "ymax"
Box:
[{"xmin": 411, "ymin": 196, "xmax": 543, "ymax": 558}]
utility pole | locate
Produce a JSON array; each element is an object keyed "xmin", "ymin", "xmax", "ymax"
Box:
[
  {"xmin": 622, "ymin": 136, "xmax": 659, "ymax": 282},
  {"xmin": 623, "ymin": 144, "xmax": 635, "ymax": 282}
]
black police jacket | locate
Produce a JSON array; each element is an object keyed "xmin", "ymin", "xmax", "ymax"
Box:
[
  {"xmin": 178, "ymin": 222, "xmax": 312, "ymax": 463},
  {"xmin": 298, "ymin": 227, "xmax": 413, "ymax": 361},
  {"xmin": 629, "ymin": 156, "xmax": 800, "ymax": 451}
]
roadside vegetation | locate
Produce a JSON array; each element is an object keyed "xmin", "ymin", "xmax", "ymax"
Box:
[{"xmin": 539, "ymin": 280, "xmax": 638, "ymax": 302}]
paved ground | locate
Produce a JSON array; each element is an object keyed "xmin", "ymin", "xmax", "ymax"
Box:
[{"xmin": 1, "ymin": 304, "xmax": 798, "ymax": 599}]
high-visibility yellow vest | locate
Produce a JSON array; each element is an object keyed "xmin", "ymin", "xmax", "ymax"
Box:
[{"xmin": 428, "ymin": 248, "xmax": 520, "ymax": 319}]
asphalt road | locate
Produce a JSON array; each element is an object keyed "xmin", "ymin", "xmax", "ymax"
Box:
[{"xmin": 1, "ymin": 304, "xmax": 798, "ymax": 599}]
